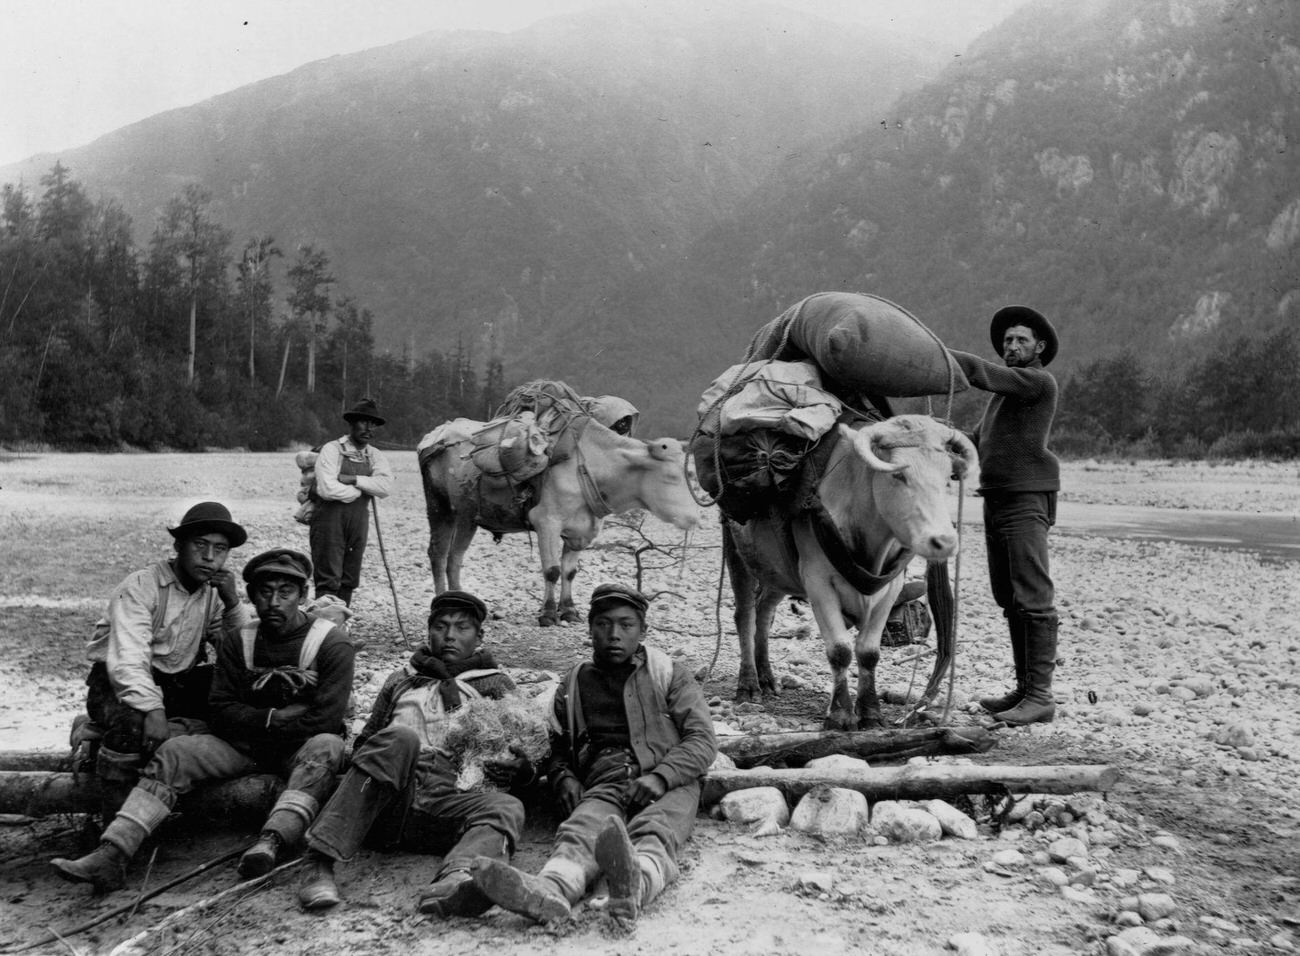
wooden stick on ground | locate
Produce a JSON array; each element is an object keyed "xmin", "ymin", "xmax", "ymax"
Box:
[
  {"xmin": 701, "ymin": 763, "xmax": 1121, "ymax": 806},
  {"xmin": 107, "ymin": 856, "xmax": 305, "ymax": 956},
  {"xmin": 2, "ymin": 846, "xmax": 246, "ymax": 954},
  {"xmin": 716, "ymin": 726, "xmax": 996, "ymax": 768}
]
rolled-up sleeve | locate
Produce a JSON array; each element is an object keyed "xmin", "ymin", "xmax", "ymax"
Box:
[
  {"xmin": 105, "ymin": 574, "xmax": 165, "ymax": 713},
  {"xmin": 313, "ymin": 440, "xmax": 360, "ymax": 503}
]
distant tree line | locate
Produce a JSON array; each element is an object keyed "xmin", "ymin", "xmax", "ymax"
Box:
[
  {"xmin": 0, "ymin": 164, "xmax": 511, "ymax": 451},
  {"xmin": 1051, "ymin": 331, "xmax": 1300, "ymax": 459}
]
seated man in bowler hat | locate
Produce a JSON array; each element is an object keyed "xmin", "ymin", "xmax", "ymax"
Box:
[
  {"xmin": 309, "ymin": 397, "xmax": 395, "ymax": 606},
  {"xmin": 948, "ymin": 305, "xmax": 1062, "ymax": 726},
  {"xmin": 472, "ymin": 583, "xmax": 717, "ymax": 927},
  {"xmin": 75, "ymin": 501, "xmax": 250, "ymax": 818},
  {"xmin": 298, "ymin": 590, "xmax": 534, "ymax": 917},
  {"xmin": 53, "ymin": 549, "xmax": 354, "ymax": 891}
]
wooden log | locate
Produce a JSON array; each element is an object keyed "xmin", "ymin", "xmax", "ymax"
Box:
[
  {"xmin": 0, "ymin": 750, "xmax": 71, "ymax": 772},
  {"xmin": 715, "ymin": 726, "xmax": 995, "ymax": 768},
  {"xmin": 0, "ymin": 771, "xmax": 284, "ymax": 821},
  {"xmin": 700, "ymin": 763, "xmax": 1121, "ymax": 806}
]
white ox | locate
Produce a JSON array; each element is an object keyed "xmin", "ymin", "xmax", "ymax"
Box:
[
  {"xmin": 722, "ymin": 415, "xmax": 977, "ymax": 730},
  {"xmin": 420, "ymin": 415, "xmax": 702, "ymax": 624}
]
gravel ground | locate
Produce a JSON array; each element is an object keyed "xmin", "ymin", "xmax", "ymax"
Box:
[{"xmin": 0, "ymin": 451, "xmax": 1297, "ymax": 955}]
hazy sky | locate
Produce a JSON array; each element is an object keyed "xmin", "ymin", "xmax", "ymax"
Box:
[{"xmin": 1, "ymin": 0, "xmax": 1030, "ymax": 167}]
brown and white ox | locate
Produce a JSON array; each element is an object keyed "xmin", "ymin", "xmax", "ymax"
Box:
[
  {"xmin": 722, "ymin": 415, "xmax": 977, "ymax": 730},
  {"xmin": 420, "ymin": 416, "xmax": 702, "ymax": 625}
]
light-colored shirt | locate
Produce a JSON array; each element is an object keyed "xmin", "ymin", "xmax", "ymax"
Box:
[
  {"xmin": 86, "ymin": 559, "xmax": 250, "ymax": 713},
  {"xmin": 389, "ymin": 680, "xmax": 484, "ymax": 754},
  {"xmin": 313, "ymin": 436, "xmax": 395, "ymax": 503}
]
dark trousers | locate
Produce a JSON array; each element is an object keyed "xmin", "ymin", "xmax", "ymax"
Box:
[
  {"xmin": 306, "ymin": 725, "xmax": 524, "ymax": 879},
  {"xmin": 86, "ymin": 661, "xmax": 213, "ymax": 754},
  {"xmin": 310, "ymin": 497, "xmax": 370, "ymax": 605},
  {"xmin": 982, "ymin": 491, "xmax": 1058, "ymax": 625}
]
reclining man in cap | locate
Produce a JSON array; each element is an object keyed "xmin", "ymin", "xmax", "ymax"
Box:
[
  {"xmin": 298, "ymin": 590, "xmax": 534, "ymax": 917},
  {"xmin": 949, "ymin": 305, "xmax": 1062, "ymax": 726},
  {"xmin": 52, "ymin": 549, "xmax": 355, "ymax": 892},
  {"xmin": 75, "ymin": 501, "xmax": 250, "ymax": 818},
  {"xmin": 472, "ymin": 583, "xmax": 716, "ymax": 927}
]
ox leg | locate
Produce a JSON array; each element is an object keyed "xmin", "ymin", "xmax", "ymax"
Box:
[
  {"xmin": 805, "ymin": 590, "xmax": 858, "ymax": 732},
  {"xmin": 444, "ymin": 512, "xmax": 478, "ymax": 592},
  {"xmin": 752, "ymin": 590, "xmax": 783, "ymax": 697},
  {"xmin": 535, "ymin": 522, "xmax": 563, "ymax": 627},
  {"xmin": 724, "ymin": 525, "xmax": 761, "ymax": 702},
  {"xmin": 557, "ymin": 546, "xmax": 583, "ymax": 623},
  {"xmin": 853, "ymin": 588, "xmax": 899, "ymax": 730}
]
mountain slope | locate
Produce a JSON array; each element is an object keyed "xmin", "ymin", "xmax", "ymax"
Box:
[{"xmin": 639, "ymin": 0, "xmax": 1300, "ymax": 431}]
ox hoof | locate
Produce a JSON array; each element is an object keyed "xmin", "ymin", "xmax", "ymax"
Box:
[
  {"xmin": 537, "ymin": 612, "xmax": 559, "ymax": 627},
  {"xmin": 559, "ymin": 608, "xmax": 582, "ymax": 624},
  {"xmin": 735, "ymin": 684, "xmax": 759, "ymax": 704},
  {"xmin": 857, "ymin": 714, "xmax": 886, "ymax": 730},
  {"xmin": 823, "ymin": 713, "xmax": 855, "ymax": 732}
]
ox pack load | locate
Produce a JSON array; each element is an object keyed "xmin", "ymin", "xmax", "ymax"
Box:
[{"xmin": 692, "ymin": 292, "xmax": 968, "ymax": 524}]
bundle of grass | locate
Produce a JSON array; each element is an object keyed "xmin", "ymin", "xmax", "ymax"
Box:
[{"xmin": 441, "ymin": 692, "xmax": 553, "ymax": 791}]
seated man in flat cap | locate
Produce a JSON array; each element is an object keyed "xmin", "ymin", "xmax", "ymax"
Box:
[
  {"xmin": 52, "ymin": 549, "xmax": 354, "ymax": 892},
  {"xmin": 298, "ymin": 590, "xmax": 534, "ymax": 918},
  {"xmin": 472, "ymin": 583, "xmax": 717, "ymax": 927},
  {"xmin": 76, "ymin": 501, "xmax": 250, "ymax": 816}
]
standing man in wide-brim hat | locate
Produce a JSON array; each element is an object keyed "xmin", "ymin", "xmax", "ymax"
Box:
[
  {"xmin": 75, "ymin": 501, "xmax": 251, "ymax": 819},
  {"xmin": 948, "ymin": 306, "xmax": 1062, "ymax": 726},
  {"xmin": 309, "ymin": 398, "xmax": 395, "ymax": 606}
]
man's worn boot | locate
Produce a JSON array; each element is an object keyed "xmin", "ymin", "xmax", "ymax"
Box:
[
  {"xmin": 51, "ymin": 785, "xmax": 171, "ymax": 893},
  {"xmin": 298, "ymin": 850, "xmax": 341, "ymax": 910},
  {"xmin": 979, "ymin": 617, "xmax": 1028, "ymax": 713},
  {"xmin": 471, "ymin": 857, "xmax": 571, "ymax": 924},
  {"xmin": 995, "ymin": 619, "xmax": 1058, "ymax": 726},
  {"xmin": 238, "ymin": 832, "xmax": 283, "ymax": 879},
  {"xmin": 240, "ymin": 789, "xmax": 319, "ymax": 878},
  {"xmin": 417, "ymin": 869, "xmax": 493, "ymax": 918},
  {"xmin": 594, "ymin": 816, "xmax": 642, "ymax": 923}
]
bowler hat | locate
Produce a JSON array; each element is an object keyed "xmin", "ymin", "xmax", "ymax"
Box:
[
  {"xmin": 429, "ymin": 590, "xmax": 488, "ymax": 624},
  {"xmin": 168, "ymin": 501, "xmax": 247, "ymax": 548},
  {"xmin": 242, "ymin": 548, "xmax": 312, "ymax": 584},
  {"xmin": 343, "ymin": 398, "xmax": 386, "ymax": 426},
  {"xmin": 588, "ymin": 583, "xmax": 650, "ymax": 617},
  {"xmin": 990, "ymin": 305, "xmax": 1058, "ymax": 366}
]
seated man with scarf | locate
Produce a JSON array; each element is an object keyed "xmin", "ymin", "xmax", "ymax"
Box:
[
  {"xmin": 298, "ymin": 590, "xmax": 534, "ymax": 917},
  {"xmin": 52, "ymin": 549, "xmax": 354, "ymax": 891}
]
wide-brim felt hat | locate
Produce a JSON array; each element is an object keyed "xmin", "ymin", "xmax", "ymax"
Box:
[
  {"xmin": 242, "ymin": 548, "xmax": 312, "ymax": 584},
  {"xmin": 990, "ymin": 305, "xmax": 1058, "ymax": 366},
  {"xmin": 589, "ymin": 583, "xmax": 650, "ymax": 617},
  {"xmin": 168, "ymin": 501, "xmax": 247, "ymax": 548},
  {"xmin": 429, "ymin": 590, "xmax": 488, "ymax": 624},
  {"xmin": 343, "ymin": 397, "xmax": 386, "ymax": 426}
]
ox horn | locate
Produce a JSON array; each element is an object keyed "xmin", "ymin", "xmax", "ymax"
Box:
[
  {"xmin": 945, "ymin": 428, "xmax": 979, "ymax": 479},
  {"xmin": 856, "ymin": 422, "xmax": 908, "ymax": 474}
]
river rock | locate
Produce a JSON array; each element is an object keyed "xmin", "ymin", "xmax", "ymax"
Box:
[
  {"xmin": 870, "ymin": 800, "xmax": 942, "ymax": 843},
  {"xmin": 1106, "ymin": 926, "xmax": 1198, "ymax": 956},
  {"xmin": 790, "ymin": 786, "xmax": 869, "ymax": 836},
  {"xmin": 1047, "ymin": 837, "xmax": 1088, "ymax": 862},
  {"xmin": 924, "ymin": 799, "xmax": 979, "ymax": 840},
  {"xmin": 806, "ymin": 754, "xmax": 871, "ymax": 773},
  {"xmin": 1137, "ymin": 892, "xmax": 1177, "ymax": 921},
  {"xmin": 717, "ymin": 787, "xmax": 790, "ymax": 835},
  {"xmin": 948, "ymin": 931, "xmax": 999, "ymax": 956}
]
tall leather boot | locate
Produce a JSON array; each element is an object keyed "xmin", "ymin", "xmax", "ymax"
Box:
[
  {"xmin": 995, "ymin": 618, "xmax": 1057, "ymax": 726},
  {"xmin": 52, "ymin": 786, "xmax": 172, "ymax": 892},
  {"xmin": 979, "ymin": 616, "xmax": 1027, "ymax": 713}
]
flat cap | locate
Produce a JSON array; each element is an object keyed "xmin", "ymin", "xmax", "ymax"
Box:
[
  {"xmin": 242, "ymin": 548, "xmax": 312, "ymax": 584},
  {"xmin": 429, "ymin": 590, "xmax": 488, "ymax": 624},
  {"xmin": 588, "ymin": 583, "xmax": 650, "ymax": 616}
]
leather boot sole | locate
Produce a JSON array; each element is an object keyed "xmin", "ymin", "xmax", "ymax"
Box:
[
  {"xmin": 417, "ymin": 873, "xmax": 491, "ymax": 918},
  {"xmin": 238, "ymin": 837, "xmax": 280, "ymax": 879},
  {"xmin": 594, "ymin": 815, "xmax": 640, "ymax": 920},
  {"xmin": 471, "ymin": 858, "xmax": 570, "ymax": 924}
]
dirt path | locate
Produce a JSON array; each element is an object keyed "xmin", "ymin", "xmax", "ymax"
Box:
[{"xmin": 1, "ymin": 453, "xmax": 1298, "ymax": 955}]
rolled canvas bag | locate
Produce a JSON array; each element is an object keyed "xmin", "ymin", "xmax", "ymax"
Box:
[{"xmin": 469, "ymin": 412, "xmax": 550, "ymax": 482}]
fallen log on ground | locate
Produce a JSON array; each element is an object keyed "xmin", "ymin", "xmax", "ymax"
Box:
[
  {"xmin": 700, "ymin": 763, "xmax": 1121, "ymax": 806},
  {"xmin": 716, "ymin": 726, "xmax": 995, "ymax": 768},
  {"xmin": 0, "ymin": 751, "xmax": 72, "ymax": 772},
  {"xmin": 0, "ymin": 771, "xmax": 283, "ymax": 820}
]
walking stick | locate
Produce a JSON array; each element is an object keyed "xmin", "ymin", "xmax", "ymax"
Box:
[{"xmin": 370, "ymin": 496, "xmax": 414, "ymax": 650}]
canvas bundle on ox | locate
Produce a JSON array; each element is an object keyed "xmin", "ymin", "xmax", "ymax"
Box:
[
  {"xmin": 723, "ymin": 415, "xmax": 976, "ymax": 730},
  {"xmin": 417, "ymin": 383, "xmax": 699, "ymax": 625}
]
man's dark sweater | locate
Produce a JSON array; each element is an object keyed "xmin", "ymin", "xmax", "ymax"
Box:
[
  {"xmin": 949, "ymin": 351, "xmax": 1059, "ymax": 494},
  {"xmin": 209, "ymin": 614, "xmax": 355, "ymax": 750}
]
